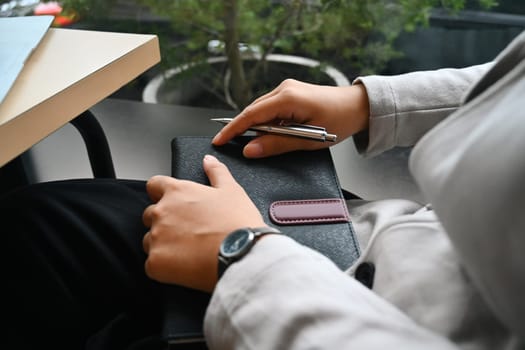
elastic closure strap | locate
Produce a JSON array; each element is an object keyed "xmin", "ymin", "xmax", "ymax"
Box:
[{"xmin": 269, "ymin": 198, "xmax": 350, "ymax": 225}]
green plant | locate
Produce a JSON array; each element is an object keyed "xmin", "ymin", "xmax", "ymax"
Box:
[
  {"xmin": 60, "ymin": 0, "xmax": 496, "ymax": 110},
  {"xmin": 59, "ymin": 0, "xmax": 115, "ymax": 18}
]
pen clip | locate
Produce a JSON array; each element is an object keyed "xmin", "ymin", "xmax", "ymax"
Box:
[{"xmin": 279, "ymin": 121, "xmax": 327, "ymax": 132}]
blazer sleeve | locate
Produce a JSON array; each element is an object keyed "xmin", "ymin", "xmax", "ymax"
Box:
[
  {"xmin": 204, "ymin": 235, "xmax": 458, "ymax": 350},
  {"xmin": 353, "ymin": 63, "xmax": 492, "ymax": 157}
]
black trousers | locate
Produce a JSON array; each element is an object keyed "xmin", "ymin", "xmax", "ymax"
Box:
[{"xmin": 1, "ymin": 179, "xmax": 167, "ymax": 349}]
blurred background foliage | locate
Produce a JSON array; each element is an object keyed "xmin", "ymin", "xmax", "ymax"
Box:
[
  {"xmin": 5, "ymin": 0, "xmax": 522, "ymax": 107},
  {"xmin": 56, "ymin": 0, "xmax": 505, "ymax": 109}
]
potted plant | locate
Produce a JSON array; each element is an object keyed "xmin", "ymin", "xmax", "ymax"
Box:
[
  {"xmin": 137, "ymin": 0, "xmax": 354, "ymax": 109},
  {"xmin": 60, "ymin": 0, "xmax": 495, "ymax": 110}
]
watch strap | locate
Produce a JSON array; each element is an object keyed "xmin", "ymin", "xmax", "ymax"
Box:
[{"xmin": 217, "ymin": 255, "xmax": 229, "ymax": 280}]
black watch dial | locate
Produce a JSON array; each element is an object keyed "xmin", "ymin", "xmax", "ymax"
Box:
[{"xmin": 220, "ymin": 228, "xmax": 254, "ymax": 258}]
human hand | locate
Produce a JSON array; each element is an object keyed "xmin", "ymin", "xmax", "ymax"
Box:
[
  {"xmin": 212, "ymin": 79, "xmax": 370, "ymax": 158},
  {"xmin": 142, "ymin": 155, "xmax": 265, "ymax": 293}
]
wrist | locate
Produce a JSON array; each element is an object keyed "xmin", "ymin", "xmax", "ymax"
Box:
[{"xmin": 349, "ymin": 83, "xmax": 370, "ymax": 133}]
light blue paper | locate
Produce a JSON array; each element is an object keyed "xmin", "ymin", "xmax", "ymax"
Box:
[{"xmin": 0, "ymin": 15, "xmax": 53, "ymax": 105}]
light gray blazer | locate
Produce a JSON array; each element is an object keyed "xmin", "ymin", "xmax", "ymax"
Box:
[{"xmin": 204, "ymin": 31, "xmax": 525, "ymax": 350}]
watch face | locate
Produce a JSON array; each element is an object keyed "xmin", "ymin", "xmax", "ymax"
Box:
[{"xmin": 220, "ymin": 228, "xmax": 254, "ymax": 258}]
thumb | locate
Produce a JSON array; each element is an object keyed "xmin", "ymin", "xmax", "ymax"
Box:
[
  {"xmin": 145, "ymin": 175, "xmax": 174, "ymax": 202},
  {"xmin": 203, "ymin": 154, "xmax": 237, "ymax": 188}
]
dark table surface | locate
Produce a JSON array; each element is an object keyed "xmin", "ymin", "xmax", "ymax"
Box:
[{"xmin": 26, "ymin": 98, "xmax": 421, "ymax": 202}]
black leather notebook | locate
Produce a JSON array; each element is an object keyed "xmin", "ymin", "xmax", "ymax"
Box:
[{"xmin": 163, "ymin": 136, "xmax": 360, "ymax": 347}]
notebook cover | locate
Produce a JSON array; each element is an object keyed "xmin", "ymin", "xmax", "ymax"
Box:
[{"xmin": 163, "ymin": 136, "xmax": 360, "ymax": 345}]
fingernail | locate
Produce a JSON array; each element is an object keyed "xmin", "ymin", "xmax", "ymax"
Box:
[
  {"xmin": 212, "ymin": 132, "xmax": 222, "ymax": 144},
  {"xmin": 244, "ymin": 142, "xmax": 263, "ymax": 158},
  {"xmin": 204, "ymin": 154, "xmax": 219, "ymax": 163}
]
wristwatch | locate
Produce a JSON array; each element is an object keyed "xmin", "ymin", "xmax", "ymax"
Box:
[{"xmin": 218, "ymin": 226, "xmax": 282, "ymax": 279}]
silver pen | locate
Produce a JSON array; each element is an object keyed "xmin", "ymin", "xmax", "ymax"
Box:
[{"xmin": 211, "ymin": 117, "xmax": 337, "ymax": 142}]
